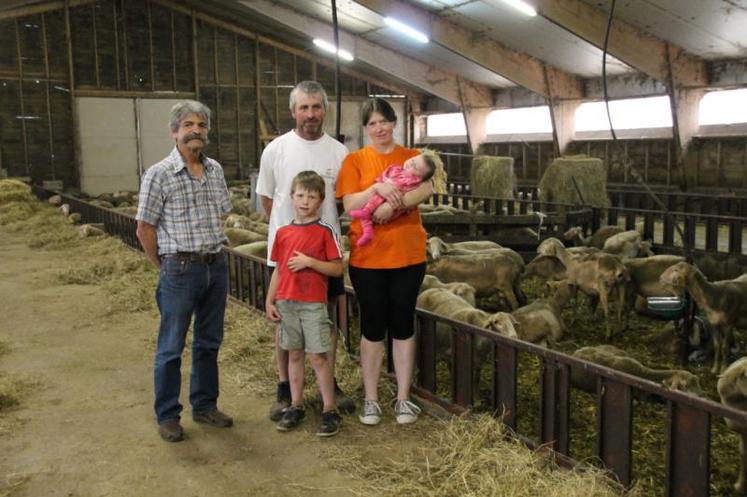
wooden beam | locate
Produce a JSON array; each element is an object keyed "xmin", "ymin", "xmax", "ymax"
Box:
[
  {"xmin": 544, "ymin": 65, "xmax": 579, "ymax": 155},
  {"xmin": 536, "ymin": 0, "xmax": 707, "ymax": 88},
  {"xmin": 237, "ymin": 0, "xmax": 493, "ymax": 107},
  {"xmin": 458, "ymin": 77, "xmax": 491, "ymax": 154},
  {"xmin": 0, "ymin": 0, "xmax": 95, "ymax": 21},
  {"xmin": 355, "ymin": 0, "xmax": 582, "ymax": 99}
]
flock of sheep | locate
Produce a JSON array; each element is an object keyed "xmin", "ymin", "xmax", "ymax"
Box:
[{"xmin": 51, "ymin": 187, "xmax": 747, "ymax": 492}]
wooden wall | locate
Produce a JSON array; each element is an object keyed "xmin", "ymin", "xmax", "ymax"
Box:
[
  {"xmin": 0, "ymin": 0, "xmax": 394, "ymax": 187},
  {"xmin": 420, "ymin": 137, "xmax": 747, "ymax": 191}
]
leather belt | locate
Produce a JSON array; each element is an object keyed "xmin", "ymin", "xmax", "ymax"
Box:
[{"xmin": 168, "ymin": 251, "xmax": 220, "ymax": 265}]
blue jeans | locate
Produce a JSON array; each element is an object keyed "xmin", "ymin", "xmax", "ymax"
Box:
[{"xmin": 154, "ymin": 253, "xmax": 228, "ymax": 423}]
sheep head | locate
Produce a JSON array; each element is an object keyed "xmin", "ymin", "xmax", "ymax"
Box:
[
  {"xmin": 537, "ymin": 237, "xmax": 563, "ymax": 257},
  {"xmin": 663, "ymin": 371, "xmax": 703, "ymax": 396},
  {"xmin": 659, "ymin": 261, "xmax": 693, "ymax": 296},
  {"xmin": 451, "ymin": 283, "xmax": 477, "ymax": 307},
  {"xmin": 563, "ymin": 226, "xmax": 584, "ymax": 243},
  {"xmin": 426, "ymin": 236, "xmax": 447, "ymax": 261},
  {"xmin": 638, "ymin": 240, "xmax": 655, "ymax": 257},
  {"xmin": 488, "ymin": 312, "xmax": 518, "ymax": 338}
]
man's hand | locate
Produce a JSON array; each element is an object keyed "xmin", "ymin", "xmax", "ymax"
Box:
[
  {"xmin": 287, "ymin": 251, "xmax": 313, "ymax": 272},
  {"xmin": 265, "ymin": 300, "xmax": 281, "ymax": 321}
]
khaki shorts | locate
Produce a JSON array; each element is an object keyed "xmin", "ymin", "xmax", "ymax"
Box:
[{"xmin": 276, "ymin": 300, "xmax": 332, "ymax": 354}]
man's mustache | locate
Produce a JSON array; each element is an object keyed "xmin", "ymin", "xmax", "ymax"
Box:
[{"xmin": 182, "ymin": 133, "xmax": 208, "ymax": 145}]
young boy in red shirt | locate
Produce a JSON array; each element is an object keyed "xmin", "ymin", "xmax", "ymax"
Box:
[{"xmin": 265, "ymin": 171, "xmax": 344, "ymax": 436}]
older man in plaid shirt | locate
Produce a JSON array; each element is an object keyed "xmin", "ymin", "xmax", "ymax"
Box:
[{"xmin": 136, "ymin": 100, "xmax": 234, "ymax": 442}]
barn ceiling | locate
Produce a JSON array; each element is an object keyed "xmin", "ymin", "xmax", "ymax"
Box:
[{"xmin": 3, "ymin": 0, "xmax": 746, "ymax": 106}]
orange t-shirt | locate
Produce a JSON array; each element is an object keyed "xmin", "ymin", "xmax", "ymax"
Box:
[{"xmin": 336, "ymin": 145, "xmax": 427, "ymax": 269}]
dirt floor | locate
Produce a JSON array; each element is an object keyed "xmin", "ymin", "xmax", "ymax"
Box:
[{"xmin": 0, "ymin": 230, "xmax": 373, "ymax": 497}]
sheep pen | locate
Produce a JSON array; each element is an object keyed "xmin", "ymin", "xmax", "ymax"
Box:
[{"xmin": 0, "ymin": 185, "xmax": 636, "ymax": 497}]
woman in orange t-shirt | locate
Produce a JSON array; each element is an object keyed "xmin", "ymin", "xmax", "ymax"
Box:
[{"xmin": 336, "ymin": 98, "xmax": 435, "ymax": 426}]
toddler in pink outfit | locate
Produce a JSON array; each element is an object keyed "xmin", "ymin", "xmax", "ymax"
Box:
[{"xmin": 348, "ymin": 150, "xmax": 445, "ymax": 247}]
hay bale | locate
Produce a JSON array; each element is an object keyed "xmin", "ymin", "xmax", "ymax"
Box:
[
  {"xmin": 538, "ymin": 155, "xmax": 610, "ymax": 208},
  {"xmin": 470, "ymin": 156, "xmax": 515, "ymax": 199},
  {"xmin": 0, "ymin": 179, "xmax": 34, "ymax": 204}
]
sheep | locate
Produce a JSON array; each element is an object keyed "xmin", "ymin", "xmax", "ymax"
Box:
[
  {"xmin": 78, "ymin": 224, "xmax": 105, "ymax": 238},
  {"xmin": 224, "ymin": 214, "xmax": 269, "ymax": 235},
  {"xmin": 231, "ymin": 241, "xmax": 268, "ymax": 260},
  {"xmin": 47, "ymin": 194, "xmax": 62, "ymax": 206},
  {"xmin": 717, "ymin": 357, "xmax": 747, "ymax": 494},
  {"xmin": 420, "ymin": 274, "xmax": 477, "ymax": 306},
  {"xmin": 60, "ymin": 203, "xmax": 70, "ymax": 217},
  {"xmin": 426, "ymin": 236, "xmax": 502, "ymax": 260},
  {"xmin": 660, "ymin": 262, "xmax": 747, "ymax": 373},
  {"xmin": 490, "ymin": 281, "xmax": 575, "ymax": 346},
  {"xmin": 571, "ymin": 345, "xmax": 702, "ymax": 395},
  {"xmin": 537, "ymin": 237, "xmax": 630, "ymax": 338},
  {"xmin": 523, "ymin": 254, "xmax": 567, "ymax": 281},
  {"xmin": 416, "ymin": 288, "xmax": 506, "ymax": 390},
  {"xmin": 602, "ymin": 230, "xmax": 653, "ymax": 258},
  {"xmin": 224, "ymin": 227, "xmax": 267, "ymax": 247},
  {"xmin": 564, "ymin": 225, "xmax": 624, "ymax": 249},
  {"xmin": 426, "ymin": 252, "xmax": 525, "ymax": 310}
]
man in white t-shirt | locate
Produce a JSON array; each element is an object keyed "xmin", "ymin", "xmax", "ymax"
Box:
[{"xmin": 256, "ymin": 81, "xmax": 352, "ymax": 420}]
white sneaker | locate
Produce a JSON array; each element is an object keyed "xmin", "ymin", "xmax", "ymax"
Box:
[
  {"xmin": 358, "ymin": 400, "xmax": 382, "ymax": 425},
  {"xmin": 394, "ymin": 399, "xmax": 421, "ymax": 424}
]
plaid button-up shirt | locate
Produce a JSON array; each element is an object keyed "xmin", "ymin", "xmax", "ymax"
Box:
[{"xmin": 136, "ymin": 147, "xmax": 232, "ymax": 255}]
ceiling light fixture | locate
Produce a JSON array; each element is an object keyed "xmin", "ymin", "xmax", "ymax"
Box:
[
  {"xmin": 384, "ymin": 17, "xmax": 429, "ymax": 43},
  {"xmin": 501, "ymin": 0, "xmax": 537, "ymax": 17},
  {"xmin": 313, "ymin": 38, "xmax": 354, "ymax": 61}
]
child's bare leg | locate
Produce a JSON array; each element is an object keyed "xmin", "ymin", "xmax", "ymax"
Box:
[
  {"xmin": 288, "ymin": 349, "xmax": 306, "ymax": 406},
  {"xmin": 309, "ymin": 353, "xmax": 336, "ymax": 412}
]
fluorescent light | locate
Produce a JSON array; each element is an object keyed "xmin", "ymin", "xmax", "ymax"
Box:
[
  {"xmin": 384, "ymin": 17, "xmax": 429, "ymax": 43},
  {"xmin": 312, "ymin": 38, "xmax": 354, "ymax": 61},
  {"xmin": 502, "ymin": 0, "xmax": 537, "ymax": 17}
]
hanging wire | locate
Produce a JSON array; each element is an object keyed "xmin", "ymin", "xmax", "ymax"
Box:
[
  {"xmin": 600, "ymin": 0, "xmax": 692, "ymax": 263},
  {"xmin": 331, "ymin": 0, "xmax": 343, "ymax": 142}
]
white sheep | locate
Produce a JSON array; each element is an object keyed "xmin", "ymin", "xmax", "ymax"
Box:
[
  {"xmin": 420, "ymin": 274, "xmax": 477, "ymax": 306},
  {"xmin": 426, "ymin": 236, "xmax": 503, "ymax": 260},
  {"xmin": 660, "ymin": 262, "xmax": 747, "ymax": 373},
  {"xmin": 426, "ymin": 252, "xmax": 525, "ymax": 310},
  {"xmin": 224, "ymin": 227, "xmax": 267, "ymax": 247},
  {"xmin": 602, "ymin": 230, "xmax": 653, "ymax": 258},
  {"xmin": 538, "ymin": 237, "xmax": 630, "ymax": 337},
  {"xmin": 489, "ymin": 281, "xmax": 575, "ymax": 346},
  {"xmin": 572, "ymin": 345, "xmax": 702, "ymax": 395},
  {"xmin": 563, "ymin": 225, "xmax": 624, "ymax": 249},
  {"xmin": 717, "ymin": 357, "xmax": 747, "ymax": 493}
]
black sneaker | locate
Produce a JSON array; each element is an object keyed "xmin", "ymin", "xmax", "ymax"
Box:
[
  {"xmin": 276, "ymin": 405, "xmax": 305, "ymax": 432},
  {"xmin": 316, "ymin": 410, "xmax": 341, "ymax": 437},
  {"xmin": 269, "ymin": 381, "xmax": 291, "ymax": 421},
  {"xmin": 334, "ymin": 379, "xmax": 355, "ymax": 415}
]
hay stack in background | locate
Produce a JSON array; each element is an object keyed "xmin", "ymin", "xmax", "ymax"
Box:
[
  {"xmin": 0, "ymin": 179, "xmax": 34, "ymax": 204},
  {"xmin": 538, "ymin": 155, "xmax": 610, "ymax": 209},
  {"xmin": 470, "ymin": 156, "xmax": 515, "ymax": 199}
]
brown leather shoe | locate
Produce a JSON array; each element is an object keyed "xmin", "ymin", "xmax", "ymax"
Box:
[
  {"xmin": 158, "ymin": 419, "xmax": 184, "ymax": 442},
  {"xmin": 193, "ymin": 407, "xmax": 233, "ymax": 428}
]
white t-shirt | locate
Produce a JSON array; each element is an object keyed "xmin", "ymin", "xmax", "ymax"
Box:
[{"xmin": 256, "ymin": 130, "xmax": 349, "ymax": 266}]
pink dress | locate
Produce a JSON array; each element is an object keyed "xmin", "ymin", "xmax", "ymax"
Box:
[{"xmin": 348, "ymin": 165, "xmax": 423, "ymax": 247}]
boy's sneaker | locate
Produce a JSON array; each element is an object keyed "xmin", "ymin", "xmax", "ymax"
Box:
[
  {"xmin": 394, "ymin": 399, "xmax": 421, "ymax": 425},
  {"xmin": 269, "ymin": 381, "xmax": 291, "ymax": 421},
  {"xmin": 276, "ymin": 405, "xmax": 305, "ymax": 432},
  {"xmin": 358, "ymin": 400, "xmax": 382, "ymax": 426},
  {"xmin": 316, "ymin": 410, "xmax": 341, "ymax": 437},
  {"xmin": 334, "ymin": 379, "xmax": 356, "ymax": 414}
]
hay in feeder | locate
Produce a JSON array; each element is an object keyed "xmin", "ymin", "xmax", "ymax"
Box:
[
  {"xmin": 0, "ymin": 372, "xmax": 34, "ymax": 411},
  {"xmin": 538, "ymin": 155, "xmax": 610, "ymax": 208},
  {"xmin": 0, "ymin": 179, "xmax": 34, "ymax": 204},
  {"xmin": 470, "ymin": 155, "xmax": 515, "ymax": 199}
]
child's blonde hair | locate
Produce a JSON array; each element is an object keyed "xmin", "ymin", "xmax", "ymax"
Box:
[{"xmin": 419, "ymin": 148, "xmax": 447, "ymax": 194}]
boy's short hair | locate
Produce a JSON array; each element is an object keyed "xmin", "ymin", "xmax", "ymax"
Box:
[
  {"xmin": 418, "ymin": 148, "xmax": 447, "ymax": 194},
  {"xmin": 291, "ymin": 170, "xmax": 326, "ymax": 200}
]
